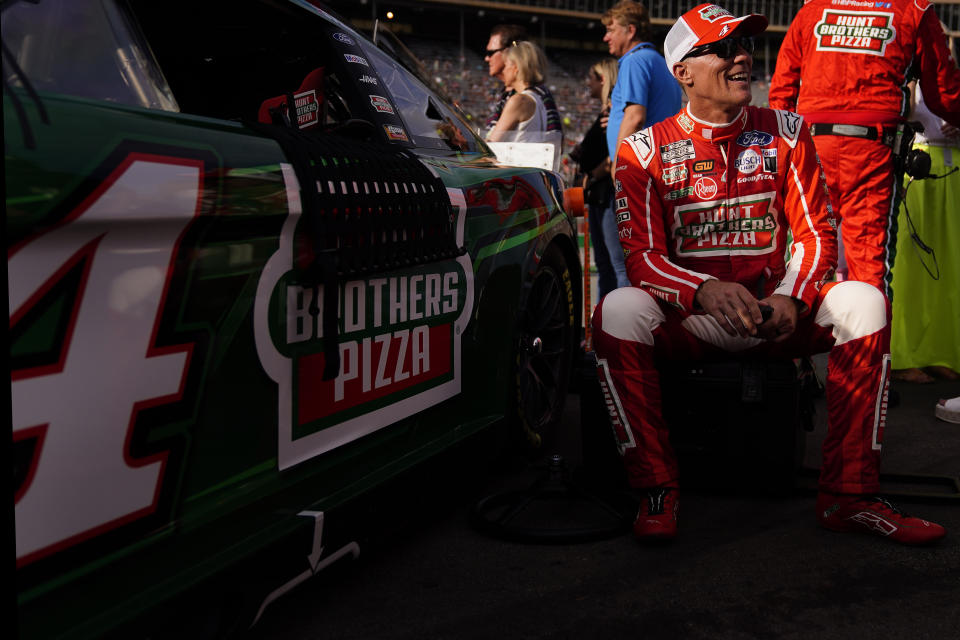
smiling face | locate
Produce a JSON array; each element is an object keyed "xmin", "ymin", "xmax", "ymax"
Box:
[
  {"xmin": 602, "ymin": 20, "xmax": 636, "ymax": 58},
  {"xmin": 676, "ymin": 43, "xmax": 753, "ymax": 122}
]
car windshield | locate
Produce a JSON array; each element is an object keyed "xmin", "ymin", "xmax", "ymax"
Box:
[{"xmin": 1, "ymin": 0, "xmax": 178, "ymax": 110}]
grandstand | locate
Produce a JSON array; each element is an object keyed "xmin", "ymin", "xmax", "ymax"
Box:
[{"xmin": 329, "ymin": 0, "xmax": 958, "ymax": 182}]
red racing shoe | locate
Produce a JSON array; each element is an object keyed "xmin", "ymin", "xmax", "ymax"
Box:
[
  {"xmin": 817, "ymin": 492, "xmax": 946, "ymax": 545},
  {"xmin": 633, "ymin": 487, "xmax": 678, "ymax": 542}
]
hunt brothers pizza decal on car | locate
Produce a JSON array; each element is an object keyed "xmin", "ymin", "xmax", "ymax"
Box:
[
  {"xmin": 814, "ymin": 11, "xmax": 896, "ymax": 55},
  {"xmin": 255, "ymin": 165, "xmax": 474, "ymax": 470},
  {"xmin": 293, "ymin": 89, "xmax": 320, "ymax": 128},
  {"xmin": 671, "ymin": 192, "xmax": 779, "ymax": 257}
]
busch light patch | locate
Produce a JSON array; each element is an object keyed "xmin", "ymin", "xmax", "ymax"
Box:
[
  {"xmin": 735, "ymin": 148, "xmax": 761, "ymax": 174},
  {"xmin": 660, "ymin": 139, "xmax": 695, "ymax": 165},
  {"xmin": 737, "ymin": 130, "xmax": 774, "ymax": 147},
  {"xmin": 814, "ymin": 10, "xmax": 897, "ymax": 56}
]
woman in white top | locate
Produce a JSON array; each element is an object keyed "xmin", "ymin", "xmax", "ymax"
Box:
[{"xmin": 486, "ymin": 41, "xmax": 549, "ymax": 142}]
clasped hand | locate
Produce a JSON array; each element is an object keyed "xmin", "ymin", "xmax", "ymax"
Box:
[{"xmin": 694, "ymin": 280, "xmax": 798, "ymax": 341}]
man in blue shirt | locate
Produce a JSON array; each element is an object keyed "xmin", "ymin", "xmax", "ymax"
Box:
[{"xmin": 602, "ymin": 1, "xmax": 683, "ymax": 160}]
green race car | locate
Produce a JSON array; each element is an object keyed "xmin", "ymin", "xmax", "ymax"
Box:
[{"xmin": 5, "ymin": 1, "xmax": 582, "ymax": 636}]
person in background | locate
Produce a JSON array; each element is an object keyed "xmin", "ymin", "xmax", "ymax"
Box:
[
  {"xmin": 570, "ymin": 58, "xmax": 630, "ymax": 298},
  {"xmin": 601, "ymin": 0, "xmax": 682, "ymax": 170},
  {"xmin": 484, "ymin": 24, "xmax": 562, "ymax": 141},
  {"xmin": 769, "ymin": 0, "xmax": 960, "ymax": 303},
  {"xmin": 593, "ymin": 3, "xmax": 946, "ymax": 546},
  {"xmin": 890, "ymin": 82, "xmax": 960, "ymax": 385},
  {"xmin": 486, "ymin": 41, "xmax": 552, "ymax": 142}
]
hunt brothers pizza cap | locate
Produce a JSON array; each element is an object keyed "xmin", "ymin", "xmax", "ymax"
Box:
[{"xmin": 663, "ymin": 3, "xmax": 768, "ymax": 70}]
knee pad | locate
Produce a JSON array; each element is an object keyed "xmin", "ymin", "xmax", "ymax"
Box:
[
  {"xmin": 593, "ymin": 287, "xmax": 663, "ymax": 345},
  {"xmin": 818, "ymin": 281, "xmax": 887, "ymax": 345}
]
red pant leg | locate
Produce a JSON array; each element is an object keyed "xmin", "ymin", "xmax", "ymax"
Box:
[{"xmin": 812, "ymin": 135, "xmax": 898, "ymax": 298}]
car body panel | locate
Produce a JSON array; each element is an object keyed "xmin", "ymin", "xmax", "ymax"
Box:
[{"xmin": 6, "ymin": 1, "xmax": 581, "ymax": 637}]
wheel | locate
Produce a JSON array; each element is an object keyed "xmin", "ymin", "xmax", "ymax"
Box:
[{"xmin": 513, "ymin": 243, "xmax": 579, "ymax": 451}]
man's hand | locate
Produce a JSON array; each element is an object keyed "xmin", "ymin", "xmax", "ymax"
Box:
[
  {"xmin": 756, "ymin": 294, "xmax": 800, "ymax": 342},
  {"xmin": 694, "ymin": 280, "xmax": 764, "ymax": 337}
]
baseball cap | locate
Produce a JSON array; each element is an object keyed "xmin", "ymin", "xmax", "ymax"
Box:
[{"xmin": 663, "ymin": 4, "xmax": 768, "ymax": 70}]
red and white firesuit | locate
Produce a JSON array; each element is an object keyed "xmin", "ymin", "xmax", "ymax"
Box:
[
  {"xmin": 593, "ymin": 105, "xmax": 890, "ymax": 494},
  {"xmin": 769, "ymin": 0, "xmax": 960, "ymax": 296}
]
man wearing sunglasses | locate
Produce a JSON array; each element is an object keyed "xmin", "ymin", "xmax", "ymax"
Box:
[
  {"xmin": 592, "ymin": 4, "xmax": 946, "ymax": 546},
  {"xmin": 483, "ymin": 24, "xmax": 562, "ymax": 138},
  {"xmin": 769, "ymin": 0, "xmax": 960, "ymax": 302},
  {"xmin": 602, "ymin": 1, "xmax": 681, "ymax": 169}
]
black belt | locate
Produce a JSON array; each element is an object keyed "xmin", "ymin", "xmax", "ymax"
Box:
[{"xmin": 809, "ymin": 122, "xmax": 898, "ymax": 147}]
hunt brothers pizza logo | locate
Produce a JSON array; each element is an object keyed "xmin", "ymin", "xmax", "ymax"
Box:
[
  {"xmin": 672, "ymin": 193, "xmax": 779, "ymax": 257},
  {"xmin": 256, "ymin": 170, "xmax": 474, "ymax": 469},
  {"xmin": 814, "ymin": 10, "xmax": 896, "ymax": 55}
]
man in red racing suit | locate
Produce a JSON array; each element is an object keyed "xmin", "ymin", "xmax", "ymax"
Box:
[
  {"xmin": 769, "ymin": 0, "xmax": 960, "ymax": 297},
  {"xmin": 593, "ymin": 3, "xmax": 946, "ymax": 545}
]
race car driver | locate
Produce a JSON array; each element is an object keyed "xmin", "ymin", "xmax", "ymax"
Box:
[
  {"xmin": 769, "ymin": 0, "xmax": 960, "ymax": 298},
  {"xmin": 592, "ymin": 3, "xmax": 946, "ymax": 545}
]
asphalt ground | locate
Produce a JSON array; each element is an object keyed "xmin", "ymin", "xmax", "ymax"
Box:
[{"xmin": 247, "ymin": 364, "xmax": 960, "ymax": 640}]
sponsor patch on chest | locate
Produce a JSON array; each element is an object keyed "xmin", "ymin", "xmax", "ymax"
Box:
[
  {"xmin": 660, "ymin": 139, "xmax": 695, "ymax": 165},
  {"xmin": 671, "ymin": 192, "xmax": 779, "ymax": 257},
  {"xmin": 663, "ymin": 164, "xmax": 688, "ymax": 185}
]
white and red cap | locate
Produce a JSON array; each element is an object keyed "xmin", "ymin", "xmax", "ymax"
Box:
[{"xmin": 663, "ymin": 3, "xmax": 768, "ymax": 70}]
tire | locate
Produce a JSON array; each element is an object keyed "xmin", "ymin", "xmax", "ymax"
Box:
[{"xmin": 512, "ymin": 243, "xmax": 579, "ymax": 452}]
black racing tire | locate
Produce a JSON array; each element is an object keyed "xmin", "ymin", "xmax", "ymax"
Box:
[{"xmin": 512, "ymin": 243, "xmax": 579, "ymax": 453}]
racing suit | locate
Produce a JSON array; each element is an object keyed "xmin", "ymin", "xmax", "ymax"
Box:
[
  {"xmin": 768, "ymin": 0, "xmax": 960, "ymax": 297},
  {"xmin": 594, "ymin": 105, "xmax": 890, "ymax": 494}
]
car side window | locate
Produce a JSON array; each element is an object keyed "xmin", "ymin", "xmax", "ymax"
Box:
[
  {"xmin": 359, "ymin": 41, "xmax": 481, "ymax": 152},
  {"xmin": 1, "ymin": 0, "xmax": 178, "ymax": 111}
]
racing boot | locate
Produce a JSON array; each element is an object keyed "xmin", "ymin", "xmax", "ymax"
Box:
[
  {"xmin": 633, "ymin": 487, "xmax": 678, "ymax": 542},
  {"xmin": 817, "ymin": 492, "xmax": 946, "ymax": 545}
]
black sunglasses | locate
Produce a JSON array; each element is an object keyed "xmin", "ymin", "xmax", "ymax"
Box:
[
  {"xmin": 682, "ymin": 36, "xmax": 755, "ymax": 61},
  {"xmin": 485, "ymin": 40, "xmax": 522, "ymax": 56}
]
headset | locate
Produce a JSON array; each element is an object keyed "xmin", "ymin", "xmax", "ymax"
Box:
[{"xmin": 896, "ymin": 122, "xmax": 959, "ymax": 280}]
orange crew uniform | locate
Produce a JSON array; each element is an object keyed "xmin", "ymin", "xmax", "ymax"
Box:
[{"xmin": 769, "ymin": 0, "xmax": 960, "ymax": 297}]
